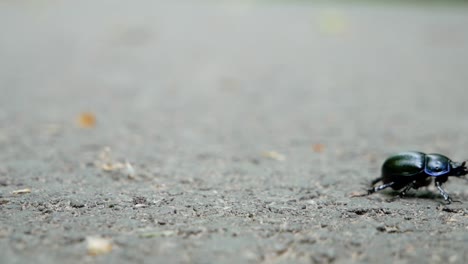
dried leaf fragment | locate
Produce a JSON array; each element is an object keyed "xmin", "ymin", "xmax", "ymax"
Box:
[
  {"xmin": 101, "ymin": 163, "xmax": 124, "ymax": 172},
  {"xmin": 12, "ymin": 188, "xmax": 31, "ymax": 195},
  {"xmin": 96, "ymin": 147, "xmax": 124, "ymax": 171},
  {"xmin": 124, "ymin": 162, "xmax": 136, "ymax": 178},
  {"xmin": 77, "ymin": 112, "xmax": 97, "ymax": 128},
  {"xmin": 87, "ymin": 237, "xmax": 113, "ymax": 256},
  {"xmin": 312, "ymin": 143, "xmax": 325, "ymax": 153},
  {"xmin": 95, "ymin": 147, "xmax": 137, "ymax": 178},
  {"xmin": 263, "ymin": 151, "xmax": 286, "ymax": 161}
]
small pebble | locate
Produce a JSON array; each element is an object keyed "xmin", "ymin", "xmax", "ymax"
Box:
[
  {"xmin": 87, "ymin": 236, "xmax": 113, "ymax": 256},
  {"xmin": 70, "ymin": 200, "xmax": 85, "ymax": 208}
]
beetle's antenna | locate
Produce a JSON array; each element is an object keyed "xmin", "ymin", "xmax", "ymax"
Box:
[
  {"xmin": 457, "ymin": 161, "xmax": 468, "ymax": 181},
  {"xmin": 370, "ymin": 177, "xmax": 382, "ymax": 186},
  {"xmin": 453, "ymin": 160, "xmax": 468, "ymax": 177}
]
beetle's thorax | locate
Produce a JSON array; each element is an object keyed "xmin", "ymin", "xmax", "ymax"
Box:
[{"xmin": 424, "ymin": 154, "xmax": 451, "ymax": 177}]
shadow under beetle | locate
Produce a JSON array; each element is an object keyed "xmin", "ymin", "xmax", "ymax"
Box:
[{"xmin": 368, "ymin": 151, "xmax": 468, "ymax": 204}]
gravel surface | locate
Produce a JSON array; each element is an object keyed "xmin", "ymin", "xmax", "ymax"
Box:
[{"xmin": 1, "ymin": 1, "xmax": 468, "ymax": 263}]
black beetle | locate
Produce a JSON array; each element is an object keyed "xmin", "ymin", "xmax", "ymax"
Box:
[{"xmin": 368, "ymin": 151, "xmax": 467, "ymax": 203}]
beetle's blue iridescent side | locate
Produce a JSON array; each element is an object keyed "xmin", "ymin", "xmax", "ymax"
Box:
[{"xmin": 368, "ymin": 151, "xmax": 467, "ymax": 203}]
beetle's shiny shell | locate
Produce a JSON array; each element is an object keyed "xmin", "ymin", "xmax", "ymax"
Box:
[{"xmin": 382, "ymin": 151, "xmax": 425, "ymax": 177}]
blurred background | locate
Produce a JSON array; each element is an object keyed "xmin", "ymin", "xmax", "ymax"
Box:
[{"xmin": 1, "ymin": 0, "xmax": 468, "ymax": 173}]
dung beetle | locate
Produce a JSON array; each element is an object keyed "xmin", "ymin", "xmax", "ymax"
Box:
[{"xmin": 368, "ymin": 151, "xmax": 467, "ymax": 203}]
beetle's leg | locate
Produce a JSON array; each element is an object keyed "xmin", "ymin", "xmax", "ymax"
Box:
[
  {"xmin": 368, "ymin": 182, "xmax": 394, "ymax": 195},
  {"xmin": 370, "ymin": 177, "xmax": 383, "ymax": 186},
  {"xmin": 435, "ymin": 181, "xmax": 452, "ymax": 204},
  {"xmin": 398, "ymin": 181, "xmax": 415, "ymax": 197}
]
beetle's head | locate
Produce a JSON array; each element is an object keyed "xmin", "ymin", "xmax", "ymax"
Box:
[{"xmin": 450, "ymin": 161, "xmax": 468, "ymax": 177}]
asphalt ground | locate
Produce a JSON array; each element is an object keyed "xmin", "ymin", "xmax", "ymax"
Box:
[{"xmin": 1, "ymin": 1, "xmax": 468, "ymax": 263}]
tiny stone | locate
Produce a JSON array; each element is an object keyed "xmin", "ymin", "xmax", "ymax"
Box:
[
  {"xmin": 273, "ymin": 243, "xmax": 289, "ymax": 255},
  {"xmin": 70, "ymin": 200, "xmax": 85, "ymax": 208},
  {"xmin": 376, "ymin": 225, "xmax": 386, "ymax": 232}
]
